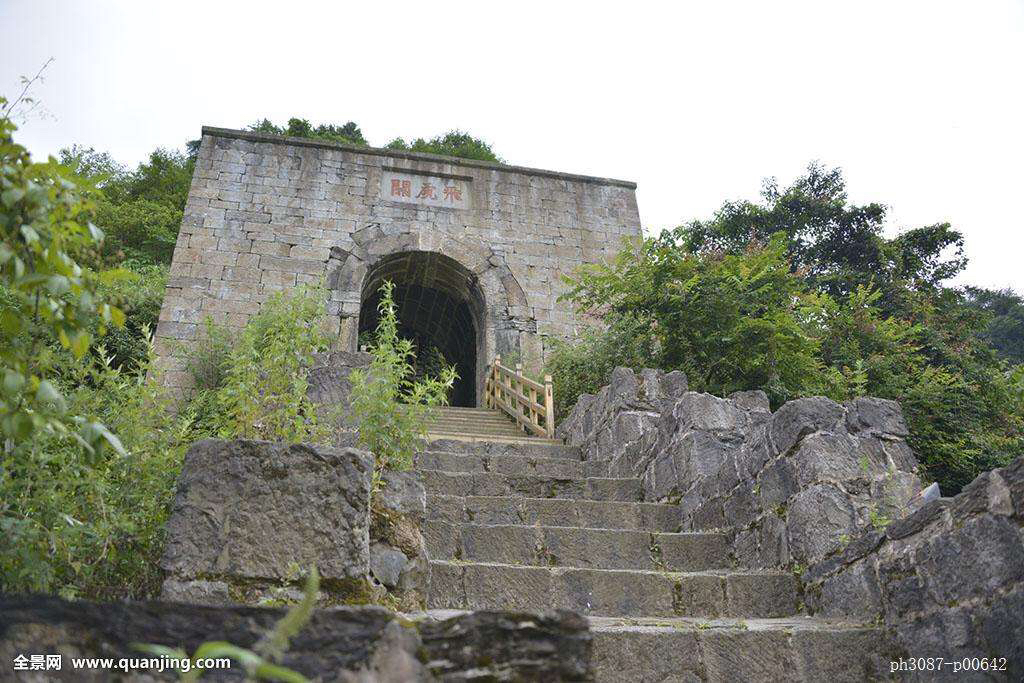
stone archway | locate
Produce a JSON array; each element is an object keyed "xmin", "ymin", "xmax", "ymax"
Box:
[
  {"xmin": 326, "ymin": 223, "xmax": 535, "ymax": 406},
  {"xmin": 359, "ymin": 251, "xmax": 484, "ymax": 406}
]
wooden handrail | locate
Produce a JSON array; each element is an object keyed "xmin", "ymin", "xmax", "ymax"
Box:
[{"xmin": 483, "ymin": 355, "xmax": 555, "ymax": 439}]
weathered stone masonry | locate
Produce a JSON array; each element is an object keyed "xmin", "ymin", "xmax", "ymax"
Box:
[{"xmin": 154, "ymin": 127, "xmax": 641, "ymax": 401}]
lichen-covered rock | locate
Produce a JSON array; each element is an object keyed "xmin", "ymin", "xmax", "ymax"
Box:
[
  {"xmin": 160, "ymin": 439, "xmax": 374, "ymax": 605},
  {"xmin": 370, "ymin": 469, "xmax": 430, "ymax": 610},
  {"xmin": 559, "ymin": 367, "xmax": 922, "ymax": 567},
  {"xmin": 804, "ymin": 456, "xmax": 1024, "ymax": 672},
  {"xmin": 0, "ymin": 595, "xmax": 593, "ymax": 681}
]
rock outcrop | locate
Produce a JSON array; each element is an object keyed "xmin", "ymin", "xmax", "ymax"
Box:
[
  {"xmin": 804, "ymin": 456, "xmax": 1024, "ymax": 668},
  {"xmin": 558, "ymin": 367, "xmax": 923, "ymax": 568},
  {"xmin": 160, "ymin": 438, "xmax": 430, "ymax": 609},
  {"xmin": 0, "ymin": 595, "xmax": 591, "ymax": 681},
  {"xmin": 161, "ymin": 439, "xmax": 375, "ymax": 605}
]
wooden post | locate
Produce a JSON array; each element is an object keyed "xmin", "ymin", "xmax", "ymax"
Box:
[
  {"xmin": 544, "ymin": 374, "xmax": 555, "ymax": 439},
  {"xmin": 515, "ymin": 363, "xmax": 524, "ymax": 431},
  {"xmin": 491, "ymin": 355, "xmax": 500, "ymax": 409}
]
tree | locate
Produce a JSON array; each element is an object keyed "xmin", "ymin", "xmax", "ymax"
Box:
[
  {"xmin": 964, "ymin": 287, "xmax": 1024, "ymax": 364},
  {"xmin": 248, "ymin": 117, "xmax": 368, "ymax": 146},
  {"xmin": 675, "ymin": 163, "xmax": 966, "ymax": 305},
  {"xmin": 0, "ymin": 101, "xmax": 125, "ymax": 453},
  {"xmin": 563, "ymin": 234, "xmax": 823, "ymax": 405},
  {"xmin": 385, "ymin": 131, "xmax": 503, "ymax": 163},
  {"xmin": 553, "ymin": 165, "xmax": 1024, "ymax": 494}
]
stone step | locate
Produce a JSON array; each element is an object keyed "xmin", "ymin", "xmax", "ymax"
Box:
[
  {"xmin": 428, "ymin": 494, "xmax": 680, "ymax": 532},
  {"xmin": 587, "ymin": 616, "xmax": 894, "ymax": 682},
  {"xmin": 421, "ymin": 469, "xmax": 641, "ymax": 501},
  {"xmin": 428, "ymin": 561, "xmax": 799, "ymax": 618},
  {"xmin": 426, "ymin": 521, "xmax": 731, "ymax": 571},
  {"xmin": 416, "ymin": 451, "xmax": 606, "ymax": 478},
  {"xmin": 427, "ymin": 415, "xmax": 520, "ymax": 425},
  {"xmin": 424, "ymin": 438, "xmax": 579, "ymax": 458},
  {"xmin": 426, "ymin": 427, "xmax": 527, "ymax": 439},
  {"xmin": 427, "ymin": 413, "xmax": 519, "ymax": 422}
]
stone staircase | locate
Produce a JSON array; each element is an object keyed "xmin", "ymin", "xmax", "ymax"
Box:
[
  {"xmin": 416, "ymin": 420, "xmax": 892, "ymax": 681},
  {"xmin": 425, "ymin": 405, "xmax": 561, "ymax": 443}
]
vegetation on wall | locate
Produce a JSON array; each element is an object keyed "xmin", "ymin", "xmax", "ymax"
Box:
[
  {"xmin": 349, "ymin": 281, "xmax": 457, "ymax": 485},
  {"xmin": 551, "ymin": 164, "xmax": 1024, "ymax": 494},
  {"xmin": 247, "ymin": 117, "xmax": 503, "ymax": 163}
]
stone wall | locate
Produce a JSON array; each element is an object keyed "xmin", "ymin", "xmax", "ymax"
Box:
[
  {"xmin": 803, "ymin": 456, "xmax": 1024, "ymax": 669},
  {"xmin": 154, "ymin": 127, "xmax": 641, "ymax": 396},
  {"xmin": 557, "ymin": 367, "xmax": 923, "ymax": 568},
  {"xmin": 160, "ymin": 439, "xmax": 429, "ymax": 610},
  {"xmin": 1, "ymin": 595, "xmax": 591, "ymax": 681}
]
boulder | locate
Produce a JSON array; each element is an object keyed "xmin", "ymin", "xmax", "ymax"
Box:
[
  {"xmin": 0, "ymin": 595, "xmax": 592, "ymax": 681},
  {"xmin": 161, "ymin": 439, "xmax": 374, "ymax": 604}
]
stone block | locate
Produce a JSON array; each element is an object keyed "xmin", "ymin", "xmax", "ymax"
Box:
[
  {"xmin": 700, "ymin": 629, "xmax": 795, "ymax": 681},
  {"xmin": 917, "ymin": 514, "xmax": 1024, "ymax": 604},
  {"xmin": 552, "ymin": 568, "xmax": 675, "ymax": 616},
  {"xmin": 786, "ymin": 483, "xmax": 856, "ymax": 564},
  {"xmin": 543, "ymin": 527, "xmax": 653, "ymax": 570},
  {"xmin": 769, "ymin": 396, "xmax": 845, "ymax": 457},
  {"xmin": 725, "ymin": 572, "xmax": 798, "ymax": 617},
  {"xmin": 462, "ymin": 524, "xmax": 541, "ymax": 565},
  {"xmin": 462, "ymin": 564, "xmax": 552, "ymax": 612},
  {"xmin": 791, "ymin": 628, "xmax": 895, "ymax": 683},
  {"xmin": 161, "ymin": 439, "xmax": 373, "ymax": 584}
]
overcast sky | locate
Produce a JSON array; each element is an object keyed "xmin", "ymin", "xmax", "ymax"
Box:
[{"xmin": 3, "ymin": 0, "xmax": 1022, "ymax": 290}]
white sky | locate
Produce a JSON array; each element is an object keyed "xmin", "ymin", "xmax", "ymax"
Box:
[{"xmin": 3, "ymin": 0, "xmax": 1022, "ymax": 290}]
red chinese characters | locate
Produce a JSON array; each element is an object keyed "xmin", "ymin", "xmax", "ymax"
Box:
[
  {"xmin": 390, "ymin": 179, "xmax": 412, "ymax": 198},
  {"xmin": 389, "ymin": 175, "xmax": 465, "ymax": 205},
  {"xmin": 443, "ymin": 184, "xmax": 462, "ymax": 202}
]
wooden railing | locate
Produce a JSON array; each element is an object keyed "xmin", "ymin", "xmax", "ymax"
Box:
[{"xmin": 484, "ymin": 355, "xmax": 555, "ymax": 438}]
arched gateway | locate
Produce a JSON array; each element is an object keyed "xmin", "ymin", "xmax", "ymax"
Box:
[
  {"xmin": 154, "ymin": 126, "xmax": 641, "ymax": 403},
  {"xmin": 327, "ymin": 224, "xmax": 532, "ymax": 407}
]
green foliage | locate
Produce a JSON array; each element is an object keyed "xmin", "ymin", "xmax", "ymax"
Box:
[
  {"xmin": 553, "ymin": 165, "xmax": 1024, "ymax": 494},
  {"xmin": 563, "ymin": 234, "xmax": 823, "ymax": 406},
  {"xmin": 385, "ymin": 130, "xmax": 503, "ymax": 163},
  {"xmin": 92, "ymin": 199, "xmax": 180, "ymax": 267},
  {"xmin": 0, "ymin": 340, "xmax": 187, "ymax": 600},
  {"xmin": 964, "ymin": 286, "xmax": 1024, "ymax": 364},
  {"xmin": 201, "ymin": 285, "xmax": 334, "ymax": 443},
  {"xmin": 245, "ymin": 117, "xmax": 502, "ymax": 162},
  {"xmin": 1, "ymin": 102, "xmax": 126, "ymax": 454},
  {"xmin": 248, "ymin": 117, "xmax": 367, "ymax": 147},
  {"xmin": 546, "ymin": 314, "xmax": 656, "ymax": 422},
  {"xmin": 93, "ymin": 265, "xmax": 167, "ymax": 370},
  {"xmin": 676, "ymin": 162, "xmax": 966, "ymax": 302},
  {"xmin": 137, "ymin": 567, "xmax": 318, "ymax": 683},
  {"xmin": 59, "ymin": 145, "xmax": 190, "ymax": 268},
  {"xmin": 349, "ymin": 281, "xmax": 456, "ymax": 482}
]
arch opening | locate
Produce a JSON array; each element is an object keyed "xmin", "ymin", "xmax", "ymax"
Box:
[{"xmin": 358, "ymin": 251, "xmax": 485, "ymax": 407}]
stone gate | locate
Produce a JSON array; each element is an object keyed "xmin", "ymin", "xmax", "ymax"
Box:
[{"xmin": 154, "ymin": 126, "xmax": 641, "ymax": 405}]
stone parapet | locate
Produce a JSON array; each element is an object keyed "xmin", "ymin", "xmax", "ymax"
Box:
[
  {"xmin": 557, "ymin": 368, "xmax": 923, "ymax": 569},
  {"xmin": 803, "ymin": 456, "xmax": 1024, "ymax": 669}
]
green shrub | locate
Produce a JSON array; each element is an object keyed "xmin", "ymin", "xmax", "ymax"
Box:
[
  {"xmin": 0, "ymin": 339, "xmax": 186, "ymax": 600},
  {"xmin": 1, "ymin": 103, "xmax": 126, "ymax": 453},
  {"xmin": 202, "ymin": 285, "xmax": 335, "ymax": 443},
  {"xmin": 561, "ymin": 234, "xmax": 824, "ymax": 407},
  {"xmin": 553, "ymin": 229, "xmax": 1024, "ymax": 494},
  {"xmin": 349, "ymin": 281, "xmax": 456, "ymax": 483},
  {"xmin": 546, "ymin": 313, "xmax": 656, "ymax": 422}
]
